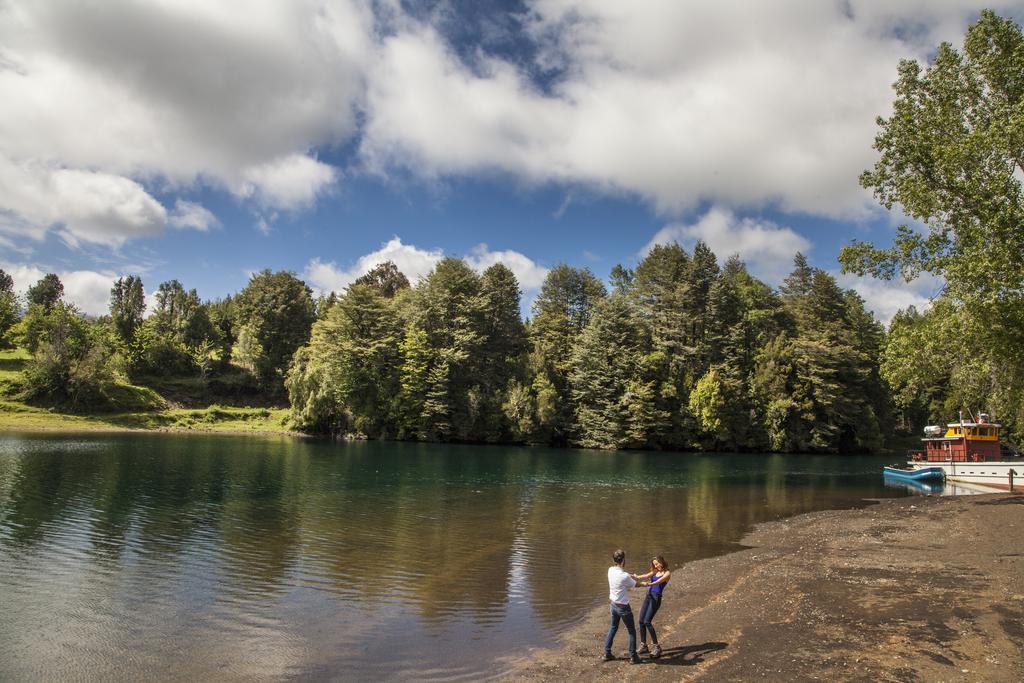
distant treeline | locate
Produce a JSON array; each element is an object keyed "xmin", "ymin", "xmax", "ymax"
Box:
[{"xmin": 0, "ymin": 244, "xmax": 892, "ymax": 452}]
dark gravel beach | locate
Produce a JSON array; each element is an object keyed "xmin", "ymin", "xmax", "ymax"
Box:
[{"xmin": 506, "ymin": 493, "xmax": 1024, "ymax": 682}]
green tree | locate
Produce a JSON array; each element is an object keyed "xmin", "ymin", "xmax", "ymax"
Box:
[
  {"xmin": 881, "ymin": 305, "xmax": 952, "ymax": 427},
  {"xmin": 236, "ymin": 270, "xmax": 315, "ymax": 389},
  {"xmin": 109, "ymin": 276, "xmax": 145, "ymax": 343},
  {"xmin": 630, "ymin": 242, "xmax": 708, "ymax": 448},
  {"xmin": 396, "ymin": 323, "xmax": 433, "ymax": 438},
  {"xmin": 754, "ymin": 257, "xmax": 886, "ymax": 453},
  {"xmin": 27, "ymin": 274, "xmax": 63, "ymax": 312},
  {"xmin": 207, "ymin": 297, "xmax": 237, "ymax": 366},
  {"xmin": 152, "ymin": 280, "xmax": 187, "ymax": 338},
  {"xmin": 529, "ymin": 264, "xmax": 606, "ymax": 443},
  {"xmin": 287, "ymin": 283, "xmax": 403, "ymax": 436},
  {"xmin": 476, "ymin": 264, "xmax": 527, "ymax": 440},
  {"xmin": 353, "ymin": 261, "xmax": 411, "ymax": 298},
  {"xmin": 407, "ymin": 258, "xmax": 486, "ymax": 440},
  {"xmin": 689, "ymin": 366, "xmax": 744, "ymax": 448},
  {"xmin": 0, "ymin": 269, "xmax": 17, "ymax": 348},
  {"xmin": 686, "ymin": 241, "xmax": 721, "ymax": 348},
  {"xmin": 20, "ymin": 302, "xmax": 112, "ymax": 408},
  {"xmin": 839, "ymin": 11, "xmax": 1024, "ymax": 431},
  {"xmin": 609, "ymin": 264, "xmax": 634, "ymax": 294},
  {"xmin": 840, "ymin": 10, "xmax": 1024, "ymax": 302},
  {"xmin": 569, "ymin": 293, "xmax": 664, "ymax": 449}
]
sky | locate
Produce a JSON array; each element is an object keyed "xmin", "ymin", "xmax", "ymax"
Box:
[{"xmin": 1, "ymin": 0, "xmax": 1018, "ymax": 322}]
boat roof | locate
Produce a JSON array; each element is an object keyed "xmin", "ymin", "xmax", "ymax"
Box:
[{"xmin": 946, "ymin": 422, "xmax": 1001, "ymax": 428}]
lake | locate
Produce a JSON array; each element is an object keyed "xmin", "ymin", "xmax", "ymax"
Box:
[{"xmin": 0, "ymin": 432, "xmax": 909, "ymax": 680}]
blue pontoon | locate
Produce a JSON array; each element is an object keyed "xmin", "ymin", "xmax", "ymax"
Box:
[{"xmin": 882, "ymin": 465, "xmax": 945, "ymax": 482}]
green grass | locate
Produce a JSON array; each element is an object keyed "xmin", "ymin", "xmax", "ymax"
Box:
[
  {"xmin": 0, "ymin": 347, "xmax": 29, "ymax": 396},
  {"xmin": 0, "ymin": 346, "xmax": 30, "ymax": 378},
  {"xmin": 0, "ymin": 399, "xmax": 294, "ymax": 434},
  {"xmin": 0, "ymin": 347, "xmax": 296, "ymax": 436}
]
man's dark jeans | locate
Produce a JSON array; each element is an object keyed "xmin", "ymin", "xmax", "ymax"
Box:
[{"xmin": 604, "ymin": 602, "xmax": 637, "ymax": 657}]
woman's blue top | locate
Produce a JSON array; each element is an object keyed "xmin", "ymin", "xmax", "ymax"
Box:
[{"xmin": 648, "ymin": 572, "xmax": 667, "ymax": 596}]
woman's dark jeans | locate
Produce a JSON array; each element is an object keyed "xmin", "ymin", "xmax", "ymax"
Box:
[
  {"xmin": 604, "ymin": 602, "xmax": 637, "ymax": 656},
  {"xmin": 639, "ymin": 593, "xmax": 662, "ymax": 644}
]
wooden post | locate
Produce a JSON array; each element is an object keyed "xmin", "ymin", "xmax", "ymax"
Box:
[{"xmin": 1010, "ymin": 469, "xmax": 1017, "ymax": 492}]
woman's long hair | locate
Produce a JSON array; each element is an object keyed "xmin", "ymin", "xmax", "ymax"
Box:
[{"xmin": 651, "ymin": 555, "xmax": 668, "ymax": 574}]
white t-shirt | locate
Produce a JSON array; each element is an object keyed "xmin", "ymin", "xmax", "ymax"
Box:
[{"xmin": 608, "ymin": 565, "xmax": 636, "ymax": 604}]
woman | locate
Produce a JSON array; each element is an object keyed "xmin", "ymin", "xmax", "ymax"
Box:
[{"xmin": 635, "ymin": 555, "xmax": 670, "ymax": 657}]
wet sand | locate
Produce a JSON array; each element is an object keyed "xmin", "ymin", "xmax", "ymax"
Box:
[{"xmin": 507, "ymin": 493, "xmax": 1024, "ymax": 682}]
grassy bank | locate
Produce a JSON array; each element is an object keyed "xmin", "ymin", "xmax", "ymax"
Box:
[{"xmin": 0, "ymin": 347, "xmax": 296, "ymax": 436}]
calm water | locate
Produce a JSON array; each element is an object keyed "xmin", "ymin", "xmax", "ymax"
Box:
[{"xmin": 0, "ymin": 432, "xmax": 910, "ymax": 680}]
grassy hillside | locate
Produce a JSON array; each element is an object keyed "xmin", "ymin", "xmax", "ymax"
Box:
[{"xmin": 0, "ymin": 347, "xmax": 295, "ymax": 436}]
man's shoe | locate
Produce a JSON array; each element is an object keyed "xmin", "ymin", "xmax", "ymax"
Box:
[
  {"xmin": 651, "ymin": 643, "xmax": 662, "ymax": 658},
  {"xmin": 637, "ymin": 642, "xmax": 649, "ymax": 654},
  {"xmin": 601, "ymin": 653, "xmax": 615, "ymax": 662},
  {"xmin": 629, "ymin": 654, "xmax": 642, "ymax": 664}
]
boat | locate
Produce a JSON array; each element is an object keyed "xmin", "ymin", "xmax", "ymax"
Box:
[
  {"xmin": 903, "ymin": 412, "xmax": 1024, "ymax": 491},
  {"xmin": 883, "ymin": 465, "xmax": 945, "ymax": 482}
]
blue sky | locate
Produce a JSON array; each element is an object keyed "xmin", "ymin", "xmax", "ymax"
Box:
[{"xmin": 2, "ymin": 1, "xmax": 1016, "ymax": 320}]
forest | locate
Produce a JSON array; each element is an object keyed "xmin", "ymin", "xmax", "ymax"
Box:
[
  {"xmin": 1, "ymin": 10, "xmax": 1021, "ymax": 452},
  {"xmin": 1, "ymin": 248, "xmax": 895, "ymax": 452}
]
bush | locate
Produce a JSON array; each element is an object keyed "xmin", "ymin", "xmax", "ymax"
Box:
[
  {"xmin": 132, "ymin": 336, "xmax": 196, "ymax": 378},
  {"xmin": 22, "ymin": 340, "xmax": 112, "ymax": 410}
]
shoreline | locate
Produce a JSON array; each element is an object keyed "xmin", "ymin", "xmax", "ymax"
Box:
[
  {"xmin": 0, "ymin": 412, "xmax": 915, "ymax": 454},
  {"xmin": 506, "ymin": 492, "xmax": 1024, "ymax": 681},
  {"xmin": 0, "ymin": 424, "xmax": 305, "ymax": 438}
]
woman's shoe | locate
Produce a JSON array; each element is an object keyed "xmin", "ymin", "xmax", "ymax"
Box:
[
  {"xmin": 637, "ymin": 642, "xmax": 649, "ymax": 654},
  {"xmin": 651, "ymin": 644, "xmax": 662, "ymax": 658}
]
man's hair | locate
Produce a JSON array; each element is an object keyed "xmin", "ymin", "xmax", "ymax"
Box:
[{"xmin": 612, "ymin": 549, "xmax": 626, "ymax": 565}]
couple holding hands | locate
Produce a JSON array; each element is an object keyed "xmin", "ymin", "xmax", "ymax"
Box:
[{"xmin": 603, "ymin": 549, "xmax": 671, "ymax": 664}]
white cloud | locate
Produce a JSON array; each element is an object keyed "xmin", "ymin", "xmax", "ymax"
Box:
[
  {"xmin": 0, "ymin": 159, "xmax": 166, "ymax": 247},
  {"xmin": 59, "ymin": 269, "xmax": 122, "ymax": 316},
  {"xmin": 643, "ymin": 206, "xmax": 811, "ymax": 284},
  {"xmin": 360, "ymin": 1, "xmax": 1018, "ymax": 217},
  {"xmin": 0, "ymin": 0, "xmax": 369, "ymax": 245},
  {"xmin": 1, "ymin": 262, "xmax": 120, "ymax": 316},
  {"xmin": 50, "ymin": 169, "xmax": 167, "ymax": 247},
  {"xmin": 237, "ymin": 153, "xmax": 337, "ymax": 209},
  {"xmin": 464, "ymin": 244, "xmax": 549, "ymax": 289},
  {"xmin": 836, "ymin": 271, "xmax": 943, "ymax": 325},
  {"xmin": 168, "ymin": 200, "xmax": 220, "ymax": 231},
  {"xmin": 302, "ymin": 237, "xmax": 548, "ymax": 296},
  {"xmin": 2, "ymin": 0, "xmax": 1018, "ymax": 255},
  {"xmin": 303, "ymin": 237, "xmax": 444, "ymax": 294}
]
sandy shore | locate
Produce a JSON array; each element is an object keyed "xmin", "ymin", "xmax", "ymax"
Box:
[{"xmin": 507, "ymin": 492, "xmax": 1024, "ymax": 682}]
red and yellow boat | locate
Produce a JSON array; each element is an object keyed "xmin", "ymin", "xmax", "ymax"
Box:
[{"xmin": 907, "ymin": 413, "xmax": 1022, "ymax": 490}]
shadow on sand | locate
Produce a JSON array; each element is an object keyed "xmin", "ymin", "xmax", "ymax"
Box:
[{"xmin": 647, "ymin": 641, "xmax": 728, "ymax": 666}]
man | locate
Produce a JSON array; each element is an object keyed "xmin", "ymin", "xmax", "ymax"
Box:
[{"xmin": 603, "ymin": 548, "xmax": 641, "ymax": 664}]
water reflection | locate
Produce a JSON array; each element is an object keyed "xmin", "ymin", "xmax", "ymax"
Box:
[{"xmin": 0, "ymin": 433, "xmax": 904, "ymax": 680}]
